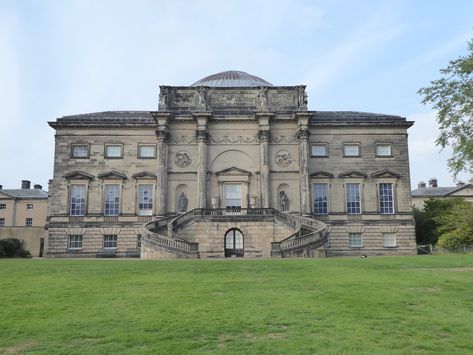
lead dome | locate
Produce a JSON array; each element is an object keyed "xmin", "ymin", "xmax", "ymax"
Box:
[{"xmin": 191, "ymin": 70, "xmax": 273, "ymax": 87}]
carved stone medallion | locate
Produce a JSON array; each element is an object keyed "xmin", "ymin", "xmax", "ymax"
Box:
[
  {"xmin": 275, "ymin": 150, "xmax": 292, "ymax": 168},
  {"xmin": 174, "ymin": 151, "xmax": 192, "ymax": 168}
]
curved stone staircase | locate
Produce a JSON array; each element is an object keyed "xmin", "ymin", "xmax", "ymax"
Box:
[{"xmin": 141, "ymin": 208, "xmax": 328, "ymax": 259}]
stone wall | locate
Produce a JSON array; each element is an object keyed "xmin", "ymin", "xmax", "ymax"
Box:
[{"xmin": 0, "ymin": 227, "xmax": 45, "ymax": 257}]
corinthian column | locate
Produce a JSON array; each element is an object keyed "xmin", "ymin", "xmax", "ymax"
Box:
[
  {"xmin": 194, "ymin": 114, "xmax": 210, "ymax": 209},
  {"xmin": 297, "ymin": 113, "xmax": 311, "ymax": 215},
  {"xmin": 155, "ymin": 128, "xmax": 169, "ymax": 216}
]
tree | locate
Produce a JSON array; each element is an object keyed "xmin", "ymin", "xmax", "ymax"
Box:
[
  {"xmin": 418, "ymin": 38, "xmax": 473, "ymax": 177},
  {"xmin": 435, "ymin": 199, "xmax": 473, "ymax": 249}
]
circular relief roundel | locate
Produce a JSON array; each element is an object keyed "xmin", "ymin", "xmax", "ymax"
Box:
[
  {"xmin": 275, "ymin": 150, "xmax": 292, "ymax": 168},
  {"xmin": 174, "ymin": 151, "xmax": 192, "ymax": 168}
]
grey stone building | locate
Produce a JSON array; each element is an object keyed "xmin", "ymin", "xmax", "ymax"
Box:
[{"xmin": 46, "ymin": 70, "xmax": 416, "ymax": 258}]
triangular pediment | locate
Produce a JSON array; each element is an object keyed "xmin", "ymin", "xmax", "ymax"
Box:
[
  {"xmin": 310, "ymin": 171, "xmax": 334, "ymax": 178},
  {"xmin": 63, "ymin": 171, "xmax": 94, "ymax": 180},
  {"xmin": 97, "ymin": 171, "xmax": 128, "ymax": 180},
  {"xmin": 339, "ymin": 170, "xmax": 367, "ymax": 178},
  {"xmin": 371, "ymin": 169, "xmax": 401, "ymax": 179},
  {"xmin": 215, "ymin": 167, "xmax": 252, "ymax": 176},
  {"xmin": 132, "ymin": 171, "xmax": 157, "ymax": 179},
  {"xmin": 445, "ymin": 184, "xmax": 473, "ymax": 197}
]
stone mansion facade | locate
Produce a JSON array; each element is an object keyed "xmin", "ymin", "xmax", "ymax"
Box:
[{"xmin": 46, "ymin": 71, "xmax": 416, "ymax": 258}]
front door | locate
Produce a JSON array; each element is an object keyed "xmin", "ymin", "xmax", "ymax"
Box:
[
  {"xmin": 224, "ymin": 229, "xmax": 244, "ymax": 258},
  {"xmin": 224, "ymin": 183, "xmax": 242, "ymax": 213}
]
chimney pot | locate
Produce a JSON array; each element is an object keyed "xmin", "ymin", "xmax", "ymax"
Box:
[
  {"xmin": 428, "ymin": 178, "xmax": 438, "ymax": 188},
  {"xmin": 34, "ymin": 184, "xmax": 42, "ymax": 190},
  {"xmin": 21, "ymin": 180, "xmax": 31, "ymax": 189},
  {"xmin": 418, "ymin": 181, "xmax": 426, "ymax": 188}
]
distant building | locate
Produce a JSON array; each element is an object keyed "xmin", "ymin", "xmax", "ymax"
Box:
[
  {"xmin": 0, "ymin": 180, "xmax": 48, "ymax": 256},
  {"xmin": 46, "ymin": 70, "xmax": 417, "ymax": 258},
  {"xmin": 411, "ymin": 177, "xmax": 473, "ymax": 210}
]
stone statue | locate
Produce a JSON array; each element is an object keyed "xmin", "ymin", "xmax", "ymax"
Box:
[
  {"xmin": 197, "ymin": 87, "xmax": 207, "ymax": 110},
  {"xmin": 279, "ymin": 191, "xmax": 289, "ymax": 211},
  {"xmin": 158, "ymin": 87, "xmax": 168, "ymax": 110},
  {"xmin": 297, "ymin": 87, "xmax": 307, "ymax": 110},
  {"xmin": 178, "ymin": 192, "xmax": 188, "ymax": 212},
  {"xmin": 258, "ymin": 86, "xmax": 268, "ymax": 109}
]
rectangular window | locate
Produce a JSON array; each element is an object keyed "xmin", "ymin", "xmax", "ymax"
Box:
[
  {"xmin": 71, "ymin": 144, "xmax": 89, "ymax": 158},
  {"xmin": 312, "ymin": 183, "xmax": 328, "ymax": 214},
  {"xmin": 0, "ymin": 204, "xmax": 6, "ymax": 210},
  {"xmin": 27, "ymin": 203, "xmax": 33, "ymax": 210},
  {"xmin": 138, "ymin": 145, "xmax": 156, "ymax": 158},
  {"xmin": 70, "ymin": 185, "xmax": 86, "ymax": 216},
  {"xmin": 103, "ymin": 234, "xmax": 118, "ymax": 249},
  {"xmin": 138, "ymin": 185, "xmax": 153, "ymax": 215},
  {"xmin": 105, "ymin": 144, "xmax": 123, "ymax": 158},
  {"xmin": 349, "ymin": 233, "xmax": 363, "ymax": 248},
  {"xmin": 311, "ymin": 144, "xmax": 328, "ymax": 157},
  {"xmin": 68, "ymin": 235, "xmax": 83, "ymax": 249},
  {"xmin": 383, "ymin": 233, "xmax": 397, "ymax": 247},
  {"xmin": 376, "ymin": 144, "xmax": 392, "ymax": 157},
  {"xmin": 26, "ymin": 218, "xmax": 33, "ymax": 227},
  {"xmin": 0, "ymin": 218, "xmax": 4, "ymax": 227},
  {"xmin": 104, "ymin": 185, "xmax": 120, "ymax": 216},
  {"xmin": 379, "ymin": 183, "xmax": 394, "ymax": 214},
  {"xmin": 343, "ymin": 144, "xmax": 360, "ymax": 157},
  {"xmin": 136, "ymin": 234, "xmax": 142, "ymax": 249},
  {"xmin": 346, "ymin": 183, "xmax": 361, "ymax": 214}
]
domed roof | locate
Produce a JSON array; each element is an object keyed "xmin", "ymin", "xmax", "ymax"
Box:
[{"xmin": 191, "ymin": 70, "xmax": 273, "ymax": 87}]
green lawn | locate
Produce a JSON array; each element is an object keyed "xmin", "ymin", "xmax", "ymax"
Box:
[{"xmin": 0, "ymin": 256, "xmax": 472, "ymax": 354}]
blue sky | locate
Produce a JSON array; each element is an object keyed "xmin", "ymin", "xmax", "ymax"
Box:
[{"xmin": 1, "ymin": 0, "xmax": 472, "ymax": 190}]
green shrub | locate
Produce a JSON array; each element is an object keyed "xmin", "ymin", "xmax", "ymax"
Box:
[{"xmin": 0, "ymin": 238, "xmax": 31, "ymax": 258}]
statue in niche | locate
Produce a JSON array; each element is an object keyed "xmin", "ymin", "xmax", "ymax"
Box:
[
  {"xmin": 279, "ymin": 191, "xmax": 289, "ymax": 211},
  {"xmin": 258, "ymin": 86, "xmax": 268, "ymax": 109},
  {"xmin": 178, "ymin": 192, "xmax": 188, "ymax": 212}
]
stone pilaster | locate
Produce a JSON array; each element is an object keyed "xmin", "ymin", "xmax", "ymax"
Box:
[
  {"xmin": 256, "ymin": 113, "xmax": 273, "ymax": 208},
  {"xmin": 194, "ymin": 113, "xmax": 211, "ymax": 208},
  {"xmin": 296, "ymin": 113, "xmax": 312, "ymax": 215}
]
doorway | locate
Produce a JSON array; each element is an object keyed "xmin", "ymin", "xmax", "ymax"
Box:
[{"xmin": 224, "ymin": 229, "xmax": 244, "ymax": 258}]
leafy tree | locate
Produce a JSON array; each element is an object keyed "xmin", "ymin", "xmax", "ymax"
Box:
[
  {"xmin": 418, "ymin": 38, "xmax": 473, "ymax": 177},
  {"xmin": 436, "ymin": 200, "xmax": 473, "ymax": 249},
  {"xmin": 413, "ymin": 198, "xmax": 460, "ymax": 245}
]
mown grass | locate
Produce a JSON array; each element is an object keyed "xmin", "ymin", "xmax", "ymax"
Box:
[{"xmin": 0, "ymin": 255, "xmax": 472, "ymax": 354}]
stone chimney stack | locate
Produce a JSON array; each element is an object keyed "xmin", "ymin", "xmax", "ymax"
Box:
[
  {"xmin": 34, "ymin": 184, "xmax": 42, "ymax": 190},
  {"xmin": 428, "ymin": 178, "xmax": 438, "ymax": 188},
  {"xmin": 21, "ymin": 180, "xmax": 31, "ymax": 189},
  {"xmin": 418, "ymin": 181, "xmax": 426, "ymax": 188}
]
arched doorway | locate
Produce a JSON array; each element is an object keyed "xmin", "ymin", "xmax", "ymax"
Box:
[{"xmin": 224, "ymin": 229, "xmax": 244, "ymax": 258}]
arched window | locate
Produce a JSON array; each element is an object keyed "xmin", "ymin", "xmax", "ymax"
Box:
[{"xmin": 224, "ymin": 229, "xmax": 244, "ymax": 258}]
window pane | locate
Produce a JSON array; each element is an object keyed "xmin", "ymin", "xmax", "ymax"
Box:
[
  {"xmin": 383, "ymin": 233, "xmax": 397, "ymax": 247},
  {"xmin": 138, "ymin": 185, "xmax": 153, "ymax": 215},
  {"xmin": 68, "ymin": 235, "xmax": 83, "ymax": 249},
  {"xmin": 72, "ymin": 145, "xmax": 88, "ymax": 158},
  {"xmin": 346, "ymin": 183, "xmax": 361, "ymax": 214},
  {"xmin": 344, "ymin": 144, "xmax": 359, "ymax": 156},
  {"xmin": 312, "ymin": 183, "xmax": 328, "ymax": 214},
  {"xmin": 376, "ymin": 144, "xmax": 391, "ymax": 156},
  {"xmin": 104, "ymin": 185, "xmax": 120, "ymax": 216},
  {"xmin": 349, "ymin": 233, "xmax": 363, "ymax": 247},
  {"xmin": 139, "ymin": 145, "xmax": 155, "ymax": 158},
  {"xmin": 26, "ymin": 218, "xmax": 33, "ymax": 227},
  {"xmin": 106, "ymin": 145, "xmax": 122, "ymax": 157},
  {"xmin": 70, "ymin": 185, "xmax": 86, "ymax": 216},
  {"xmin": 311, "ymin": 144, "xmax": 327, "ymax": 156},
  {"xmin": 379, "ymin": 183, "xmax": 394, "ymax": 214},
  {"xmin": 0, "ymin": 218, "xmax": 5, "ymax": 227},
  {"xmin": 103, "ymin": 234, "xmax": 117, "ymax": 248}
]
